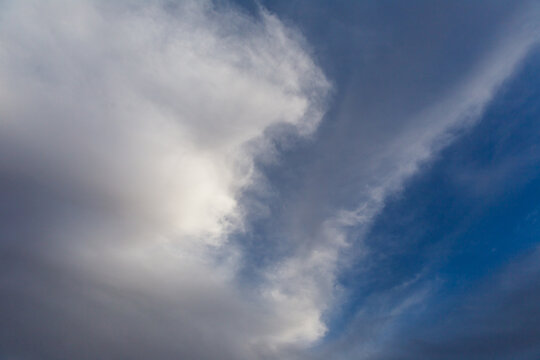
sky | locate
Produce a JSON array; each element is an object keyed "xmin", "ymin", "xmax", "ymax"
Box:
[{"xmin": 1, "ymin": 1, "xmax": 540, "ymax": 359}]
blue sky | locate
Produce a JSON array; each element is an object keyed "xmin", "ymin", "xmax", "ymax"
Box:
[{"xmin": 1, "ymin": 1, "xmax": 540, "ymax": 359}]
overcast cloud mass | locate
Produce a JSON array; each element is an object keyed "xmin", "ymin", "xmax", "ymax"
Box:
[{"xmin": 2, "ymin": 1, "xmax": 540, "ymax": 359}]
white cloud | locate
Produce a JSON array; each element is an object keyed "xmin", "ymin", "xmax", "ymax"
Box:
[{"xmin": 0, "ymin": 0, "xmax": 329, "ymax": 358}]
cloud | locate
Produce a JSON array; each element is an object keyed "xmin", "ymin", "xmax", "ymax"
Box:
[
  {"xmin": 0, "ymin": 0, "xmax": 330, "ymax": 358},
  {"xmin": 2, "ymin": 1, "xmax": 540, "ymax": 359}
]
